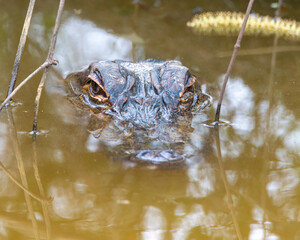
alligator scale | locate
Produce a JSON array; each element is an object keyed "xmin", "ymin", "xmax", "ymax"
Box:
[{"xmin": 66, "ymin": 59, "xmax": 212, "ymax": 164}]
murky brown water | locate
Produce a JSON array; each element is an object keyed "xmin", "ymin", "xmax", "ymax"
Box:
[{"xmin": 0, "ymin": 0, "xmax": 300, "ymax": 239}]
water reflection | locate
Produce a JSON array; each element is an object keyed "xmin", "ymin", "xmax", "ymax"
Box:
[
  {"xmin": 29, "ymin": 14, "xmax": 136, "ymax": 79},
  {"xmin": 186, "ymin": 163, "xmax": 215, "ymax": 198},
  {"xmin": 0, "ymin": 123, "xmax": 8, "ymax": 162},
  {"xmin": 249, "ymin": 222, "xmax": 279, "ymax": 240},
  {"xmin": 49, "ymin": 179, "xmax": 96, "ymax": 219},
  {"xmin": 0, "ymin": 1, "xmax": 300, "ymax": 239},
  {"xmin": 55, "ymin": 16, "xmax": 133, "ymax": 76},
  {"xmin": 1, "ymin": 66, "xmax": 299, "ymax": 239},
  {"xmin": 216, "ymin": 75, "xmax": 255, "ymax": 132},
  {"xmin": 142, "ymin": 206, "xmax": 166, "ymax": 240}
]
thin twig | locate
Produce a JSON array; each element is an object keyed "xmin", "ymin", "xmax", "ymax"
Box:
[
  {"xmin": 0, "ymin": 161, "xmax": 52, "ymax": 203},
  {"xmin": 214, "ymin": 0, "xmax": 255, "ymax": 123},
  {"xmin": 6, "ymin": 0, "xmax": 36, "ymax": 105},
  {"xmin": 32, "ymin": 0, "xmax": 65, "ymax": 137},
  {"xmin": 0, "ymin": 61, "xmax": 51, "ymax": 112}
]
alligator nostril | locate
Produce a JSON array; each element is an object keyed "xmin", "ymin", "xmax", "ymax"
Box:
[
  {"xmin": 136, "ymin": 150, "xmax": 184, "ymax": 163},
  {"xmin": 136, "ymin": 150, "xmax": 155, "ymax": 160},
  {"xmin": 160, "ymin": 150, "xmax": 184, "ymax": 161}
]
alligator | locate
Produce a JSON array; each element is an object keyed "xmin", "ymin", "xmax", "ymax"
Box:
[{"xmin": 66, "ymin": 59, "xmax": 212, "ymax": 165}]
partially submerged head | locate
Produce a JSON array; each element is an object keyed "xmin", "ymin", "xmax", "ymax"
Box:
[
  {"xmin": 66, "ymin": 59, "xmax": 212, "ymax": 164},
  {"xmin": 67, "ymin": 59, "xmax": 211, "ymax": 128}
]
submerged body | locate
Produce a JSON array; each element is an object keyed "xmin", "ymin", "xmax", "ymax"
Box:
[{"xmin": 66, "ymin": 59, "xmax": 211, "ymax": 164}]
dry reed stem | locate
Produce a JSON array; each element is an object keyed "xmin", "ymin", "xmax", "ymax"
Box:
[
  {"xmin": 0, "ymin": 162, "xmax": 52, "ymax": 203},
  {"xmin": 32, "ymin": 0, "xmax": 65, "ymax": 137},
  {"xmin": 215, "ymin": 0, "xmax": 255, "ymax": 123},
  {"xmin": 0, "ymin": 61, "xmax": 52, "ymax": 112},
  {"xmin": 6, "ymin": 0, "xmax": 36, "ymax": 105}
]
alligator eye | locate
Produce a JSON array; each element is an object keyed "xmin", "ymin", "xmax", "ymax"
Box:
[
  {"xmin": 88, "ymin": 80, "xmax": 110, "ymax": 103},
  {"xmin": 179, "ymin": 86, "xmax": 195, "ymax": 103},
  {"xmin": 90, "ymin": 81, "xmax": 101, "ymax": 96}
]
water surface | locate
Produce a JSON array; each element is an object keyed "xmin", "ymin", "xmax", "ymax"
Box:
[{"xmin": 0, "ymin": 0, "xmax": 300, "ymax": 239}]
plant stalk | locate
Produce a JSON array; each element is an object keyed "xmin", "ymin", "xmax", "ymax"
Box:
[
  {"xmin": 6, "ymin": 0, "xmax": 36, "ymax": 105},
  {"xmin": 0, "ymin": 61, "xmax": 51, "ymax": 112},
  {"xmin": 214, "ymin": 0, "xmax": 255, "ymax": 124},
  {"xmin": 32, "ymin": 0, "xmax": 65, "ymax": 137}
]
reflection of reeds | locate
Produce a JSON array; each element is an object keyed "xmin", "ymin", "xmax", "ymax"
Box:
[
  {"xmin": 33, "ymin": 142, "xmax": 52, "ymax": 239},
  {"xmin": 6, "ymin": 107, "xmax": 40, "ymax": 240},
  {"xmin": 214, "ymin": 127, "xmax": 242, "ymax": 240},
  {"xmin": 187, "ymin": 12, "xmax": 300, "ymax": 41}
]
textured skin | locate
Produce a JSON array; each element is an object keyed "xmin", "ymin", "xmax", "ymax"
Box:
[
  {"xmin": 66, "ymin": 59, "xmax": 212, "ymax": 163},
  {"xmin": 68, "ymin": 59, "xmax": 209, "ymax": 128}
]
